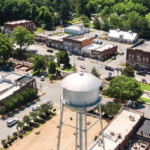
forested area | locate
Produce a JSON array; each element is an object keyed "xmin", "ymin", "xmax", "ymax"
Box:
[{"xmin": 0, "ymin": 0, "xmax": 150, "ymax": 37}]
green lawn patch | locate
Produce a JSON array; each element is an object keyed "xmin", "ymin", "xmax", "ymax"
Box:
[
  {"xmin": 140, "ymin": 83, "xmax": 150, "ymax": 91},
  {"xmin": 53, "ymin": 32, "xmax": 63, "ymax": 35},
  {"xmin": 140, "ymin": 97, "xmax": 150, "ymax": 103},
  {"xmin": 34, "ymin": 27, "xmax": 46, "ymax": 34}
]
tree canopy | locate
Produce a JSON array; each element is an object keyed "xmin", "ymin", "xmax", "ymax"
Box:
[
  {"xmin": 32, "ymin": 55, "xmax": 47, "ymax": 72},
  {"xmin": 122, "ymin": 66, "xmax": 135, "ymax": 78},
  {"xmin": 48, "ymin": 61, "xmax": 56, "ymax": 75},
  {"xmin": 103, "ymin": 76, "xmax": 143, "ymax": 101},
  {"xmin": 56, "ymin": 51, "xmax": 70, "ymax": 67},
  {"xmin": 91, "ymin": 67, "xmax": 99, "ymax": 78},
  {"xmin": 12, "ymin": 26, "xmax": 35, "ymax": 51},
  {"xmin": 0, "ymin": 33, "xmax": 13, "ymax": 64}
]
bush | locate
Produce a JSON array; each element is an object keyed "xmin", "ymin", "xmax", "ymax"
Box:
[
  {"xmin": 3, "ymin": 88, "xmax": 37, "ymax": 113},
  {"xmin": 13, "ymin": 132, "xmax": 18, "ymax": 139},
  {"xmin": 1, "ymin": 139, "xmax": 8, "ymax": 148}
]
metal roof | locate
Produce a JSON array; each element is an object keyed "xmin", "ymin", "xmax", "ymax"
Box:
[{"xmin": 61, "ymin": 72, "xmax": 101, "ymax": 92}]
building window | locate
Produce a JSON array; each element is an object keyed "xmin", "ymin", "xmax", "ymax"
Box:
[
  {"xmin": 143, "ymin": 57, "xmax": 145, "ymax": 63},
  {"xmin": 128, "ymin": 54, "xmax": 131, "ymax": 60},
  {"xmin": 146, "ymin": 57, "xmax": 149, "ymax": 63},
  {"xmin": 132, "ymin": 55, "xmax": 134, "ymax": 60},
  {"xmin": 136, "ymin": 54, "xmax": 141, "ymax": 63}
]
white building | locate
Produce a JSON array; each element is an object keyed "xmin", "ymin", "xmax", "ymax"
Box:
[
  {"xmin": 88, "ymin": 108, "xmax": 143, "ymax": 150},
  {"xmin": 108, "ymin": 29, "xmax": 138, "ymax": 44},
  {"xmin": 64, "ymin": 25, "xmax": 89, "ymax": 35}
]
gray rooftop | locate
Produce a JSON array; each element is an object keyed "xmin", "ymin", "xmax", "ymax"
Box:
[
  {"xmin": 132, "ymin": 41, "xmax": 150, "ymax": 52},
  {"xmin": 136, "ymin": 118, "xmax": 150, "ymax": 139}
]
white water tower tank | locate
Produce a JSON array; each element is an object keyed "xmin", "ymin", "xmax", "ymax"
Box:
[{"xmin": 61, "ymin": 72, "xmax": 102, "ymax": 111}]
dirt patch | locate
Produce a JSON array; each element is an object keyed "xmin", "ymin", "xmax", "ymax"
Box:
[{"xmin": 8, "ymin": 107, "xmax": 109, "ymax": 150}]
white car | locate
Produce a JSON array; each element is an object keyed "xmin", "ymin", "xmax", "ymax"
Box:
[
  {"xmin": 41, "ymin": 76, "xmax": 45, "ymax": 81},
  {"xmin": 43, "ymin": 100, "xmax": 51, "ymax": 105},
  {"xmin": 32, "ymin": 105, "xmax": 40, "ymax": 111},
  {"xmin": 80, "ymin": 65, "xmax": 85, "ymax": 69},
  {"xmin": 7, "ymin": 118, "xmax": 18, "ymax": 127}
]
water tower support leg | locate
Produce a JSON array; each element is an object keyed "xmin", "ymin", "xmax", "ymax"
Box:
[
  {"xmin": 84, "ymin": 109, "xmax": 87, "ymax": 150},
  {"xmin": 76, "ymin": 112, "xmax": 78, "ymax": 150},
  {"xmin": 57, "ymin": 103, "xmax": 64, "ymax": 150},
  {"xmin": 79, "ymin": 113, "xmax": 83, "ymax": 150},
  {"xmin": 99, "ymin": 103, "xmax": 105, "ymax": 150}
]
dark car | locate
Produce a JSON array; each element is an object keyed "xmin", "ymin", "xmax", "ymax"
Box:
[
  {"xmin": 115, "ymin": 67, "xmax": 123, "ymax": 71},
  {"xmin": 47, "ymin": 49, "xmax": 53, "ymax": 53},
  {"xmin": 120, "ymin": 52, "xmax": 124, "ymax": 55},
  {"xmin": 77, "ymin": 56, "xmax": 84, "ymax": 60},
  {"xmin": 105, "ymin": 66, "xmax": 114, "ymax": 71},
  {"xmin": 136, "ymin": 71, "xmax": 146, "ymax": 76},
  {"xmin": 142, "ymin": 79, "xmax": 147, "ymax": 84}
]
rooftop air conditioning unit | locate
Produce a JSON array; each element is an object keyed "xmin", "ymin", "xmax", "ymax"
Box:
[{"xmin": 110, "ymin": 131, "xmax": 114, "ymax": 136}]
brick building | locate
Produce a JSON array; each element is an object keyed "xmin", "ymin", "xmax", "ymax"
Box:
[
  {"xmin": 63, "ymin": 35, "xmax": 93, "ymax": 54},
  {"xmin": 127, "ymin": 47, "xmax": 150, "ymax": 71},
  {"xmin": 46, "ymin": 34, "xmax": 69, "ymax": 49},
  {"xmin": 4, "ymin": 20, "xmax": 36, "ymax": 36},
  {"xmin": 82, "ymin": 44, "xmax": 118, "ymax": 59}
]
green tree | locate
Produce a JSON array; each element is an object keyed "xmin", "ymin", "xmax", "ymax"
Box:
[
  {"xmin": 17, "ymin": 121, "xmax": 24, "ymax": 131},
  {"xmin": 103, "ymin": 76, "xmax": 143, "ymax": 101},
  {"xmin": 0, "ymin": 33, "xmax": 13, "ymax": 64},
  {"xmin": 59, "ymin": 0, "xmax": 72, "ymax": 22},
  {"xmin": 56, "ymin": 51, "xmax": 70, "ymax": 67},
  {"xmin": 122, "ymin": 66, "xmax": 135, "ymax": 78},
  {"xmin": 83, "ymin": 16, "xmax": 90, "ymax": 27},
  {"xmin": 30, "ymin": 112, "xmax": 38, "ymax": 122},
  {"xmin": 40, "ymin": 104, "xmax": 53, "ymax": 116},
  {"xmin": 93, "ymin": 18, "xmax": 101, "ymax": 29},
  {"xmin": 91, "ymin": 67, "xmax": 99, "ymax": 78},
  {"xmin": 12, "ymin": 26, "xmax": 35, "ymax": 51},
  {"xmin": 32, "ymin": 55, "xmax": 47, "ymax": 72},
  {"xmin": 0, "ymin": 106, "xmax": 6, "ymax": 117},
  {"xmin": 23, "ymin": 115, "xmax": 31, "ymax": 127},
  {"xmin": 48, "ymin": 61, "xmax": 56, "ymax": 75}
]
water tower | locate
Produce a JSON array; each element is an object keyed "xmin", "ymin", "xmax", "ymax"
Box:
[{"xmin": 57, "ymin": 72, "xmax": 105, "ymax": 150}]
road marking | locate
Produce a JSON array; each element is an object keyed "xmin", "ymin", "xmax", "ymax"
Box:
[{"xmin": 42, "ymin": 87, "xmax": 48, "ymax": 91}]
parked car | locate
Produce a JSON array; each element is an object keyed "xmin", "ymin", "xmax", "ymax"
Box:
[
  {"xmin": 32, "ymin": 105, "xmax": 40, "ymax": 111},
  {"xmin": 80, "ymin": 65, "xmax": 85, "ymax": 69},
  {"xmin": 41, "ymin": 76, "xmax": 45, "ymax": 81},
  {"xmin": 120, "ymin": 52, "xmax": 124, "ymax": 55},
  {"xmin": 105, "ymin": 66, "xmax": 114, "ymax": 71},
  {"xmin": 105, "ymin": 76, "xmax": 115, "ymax": 81},
  {"xmin": 112, "ymin": 56, "xmax": 116, "ymax": 60},
  {"xmin": 115, "ymin": 67, "xmax": 123, "ymax": 71},
  {"xmin": 7, "ymin": 118, "xmax": 18, "ymax": 127},
  {"xmin": 127, "ymin": 100, "xmax": 133, "ymax": 107},
  {"xmin": 136, "ymin": 71, "xmax": 146, "ymax": 76},
  {"xmin": 147, "ymin": 72, "xmax": 150, "ymax": 75},
  {"xmin": 142, "ymin": 79, "xmax": 147, "ymax": 84},
  {"xmin": 47, "ymin": 49, "xmax": 53, "ymax": 53},
  {"xmin": 43, "ymin": 100, "xmax": 51, "ymax": 105},
  {"xmin": 77, "ymin": 56, "xmax": 84, "ymax": 60}
]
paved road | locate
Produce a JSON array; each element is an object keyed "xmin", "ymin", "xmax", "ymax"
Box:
[{"xmin": 0, "ymin": 75, "xmax": 61, "ymax": 141}]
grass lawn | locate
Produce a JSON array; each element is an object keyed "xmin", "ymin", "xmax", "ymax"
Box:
[
  {"xmin": 34, "ymin": 27, "xmax": 46, "ymax": 34},
  {"xmin": 140, "ymin": 83, "xmax": 150, "ymax": 91},
  {"xmin": 140, "ymin": 97, "xmax": 150, "ymax": 103}
]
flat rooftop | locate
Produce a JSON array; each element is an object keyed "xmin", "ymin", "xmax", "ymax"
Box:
[
  {"xmin": 108, "ymin": 30, "xmax": 137, "ymax": 41},
  {"xmin": 136, "ymin": 118, "xmax": 150, "ymax": 139},
  {"xmin": 5, "ymin": 73, "xmax": 22, "ymax": 83},
  {"xmin": 131, "ymin": 140, "xmax": 150, "ymax": 150},
  {"xmin": 75, "ymin": 37, "xmax": 90, "ymax": 41},
  {"xmin": 0, "ymin": 86, "xmax": 20, "ymax": 101},
  {"xmin": 94, "ymin": 45, "xmax": 114, "ymax": 52},
  {"xmin": 83, "ymin": 44, "xmax": 100, "ymax": 50},
  {"xmin": 65, "ymin": 25, "xmax": 84, "ymax": 31},
  {"xmin": 0, "ymin": 82, "xmax": 13, "ymax": 93},
  {"xmin": 132, "ymin": 41, "xmax": 150, "ymax": 52},
  {"xmin": 17, "ymin": 76, "xmax": 32, "ymax": 85},
  {"xmin": 5, "ymin": 20, "xmax": 31, "ymax": 25},
  {"xmin": 89, "ymin": 108, "xmax": 143, "ymax": 150},
  {"xmin": 47, "ymin": 34, "xmax": 69, "ymax": 41}
]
